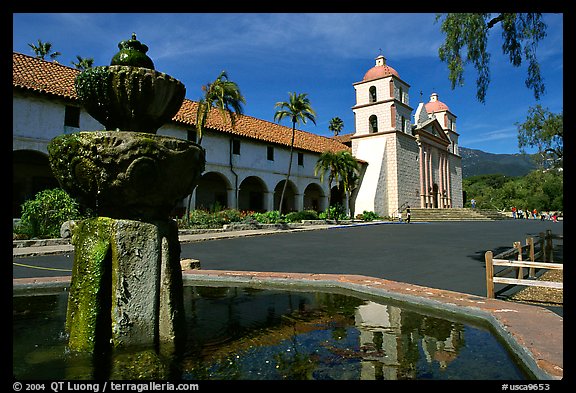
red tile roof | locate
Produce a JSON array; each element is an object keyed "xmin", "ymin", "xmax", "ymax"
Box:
[{"xmin": 13, "ymin": 52, "xmax": 349, "ymax": 155}]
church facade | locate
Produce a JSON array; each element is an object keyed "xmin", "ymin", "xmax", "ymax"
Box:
[
  {"xmin": 351, "ymin": 55, "xmax": 463, "ymax": 217},
  {"xmin": 12, "ymin": 52, "xmax": 463, "ymax": 219}
]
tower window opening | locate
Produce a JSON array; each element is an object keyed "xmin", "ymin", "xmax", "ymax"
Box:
[
  {"xmin": 369, "ymin": 86, "xmax": 377, "ymax": 103},
  {"xmin": 369, "ymin": 115, "xmax": 378, "ymax": 133}
]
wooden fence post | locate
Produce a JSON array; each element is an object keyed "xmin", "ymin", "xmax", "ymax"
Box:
[
  {"xmin": 528, "ymin": 237, "xmax": 535, "ymax": 278},
  {"xmin": 545, "ymin": 229, "xmax": 553, "ymax": 262},
  {"xmin": 485, "ymin": 250, "xmax": 494, "ymax": 298},
  {"xmin": 539, "ymin": 232, "xmax": 545, "ymax": 261},
  {"xmin": 514, "ymin": 241, "xmax": 523, "ymax": 279}
]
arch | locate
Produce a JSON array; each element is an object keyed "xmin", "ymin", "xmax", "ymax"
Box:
[
  {"xmin": 238, "ymin": 176, "xmax": 267, "ymax": 212},
  {"xmin": 274, "ymin": 180, "xmax": 297, "ymax": 213},
  {"xmin": 369, "ymin": 115, "xmax": 378, "ymax": 133},
  {"xmin": 369, "ymin": 86, "xmax": 377, "ymax": 103},
  {"xmin": 13, "ymin": 149, "xmax": 59, "ymax": 217},
  {"xmin": 303, "ymin": 183, "xmax": 325, "ymax": 212},
  {"xmin": 195, "ymin": 171, "xmax": 232, "ymax": 211}
]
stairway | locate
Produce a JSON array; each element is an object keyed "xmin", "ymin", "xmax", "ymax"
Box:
[{"xmin": 408, "ymin": 208, "xmax": 510, "ymax": 222}]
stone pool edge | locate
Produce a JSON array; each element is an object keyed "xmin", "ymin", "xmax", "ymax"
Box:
[{"xmin": 13, "ymin": 270, "xmax": 563, "ymax": 380}]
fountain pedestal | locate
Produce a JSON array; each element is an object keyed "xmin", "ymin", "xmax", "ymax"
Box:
[{"xmin": 66, "ymin": 218, "xmax": 185, "ymax": 354}]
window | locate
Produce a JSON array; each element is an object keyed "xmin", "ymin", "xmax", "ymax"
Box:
[
  {"xmin": 297, "ymin": 152, "xmax": 304, "ymax": 166},
  {"xmin": 401, "ymin": 115, "xmax": 406, "ymax": 132},
  {"xmin": 369, "ymin": 86, "xmax": 377, "ymax": 103},
  {"xmin": 369, "ymin": 115, "xmax": 378, "ymax": 133},
  {"xmin": 399, "ymin": 87, "xmax": 403, "ymax": 103},
  {"xmin": 64, "ymin": 106, "xmax": 80, "ymax": 128},
  {"xmin": 267, "ymin": 146, "xmax": 274, "ymax": 161},
  {"xmin": 187, "ymin": 129, "xmax": 197, "ymax": 142},
  {"xmin": 232, "ymin": 139, "xmax": 241, "ymax": 155}
]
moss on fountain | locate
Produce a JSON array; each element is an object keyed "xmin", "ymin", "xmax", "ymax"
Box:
[{"xmin": 66, "ymin": 217, "xmax": 114, "ymax": 353}]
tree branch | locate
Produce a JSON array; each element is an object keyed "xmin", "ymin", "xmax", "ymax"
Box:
[{"xmin": 487, "ymin": 14, "xmax": 505, "ymax": 29}]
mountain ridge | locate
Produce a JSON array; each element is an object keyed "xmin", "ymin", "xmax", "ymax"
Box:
[{"xmin": 459, "ymin": 147, "xmax": 537, "ymax": 178}]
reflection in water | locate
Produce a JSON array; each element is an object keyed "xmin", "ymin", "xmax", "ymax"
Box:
[{"xmin": 13, "ymin": 286, "xmax": 528, "ymax": 380}]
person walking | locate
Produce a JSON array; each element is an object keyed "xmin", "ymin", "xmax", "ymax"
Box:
[
  {"xmin": 406, "ymin": 205, "xmax": 411, "ymax": 223},
  {"xmin": 471, "ymin": 198, "xmax": 476, "ymax": 209},
  {"xmin": 511, "ymin": 206, "xmax": 517, "ymax": 219}
]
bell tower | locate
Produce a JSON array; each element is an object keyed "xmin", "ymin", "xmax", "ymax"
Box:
[{"xmin": 351, "ymin": 54, "xmax": 414, "ymax": 217}]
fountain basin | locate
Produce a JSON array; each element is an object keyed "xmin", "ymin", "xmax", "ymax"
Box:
[
  {"xmin": 47, "ymin": 131, "xmax": 205, "ymax": 220},
  {"xmin": 74, "ymin": 65, "xmax": 186, "ymax": 133},
  {"xmin": 13, "ymin": 271, "xmax": 563, "ymax": 380}
]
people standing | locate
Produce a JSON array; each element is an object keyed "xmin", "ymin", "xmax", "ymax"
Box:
[
  {"xmin": 511, "ymin": 206, "xmax": 517, "ymax": 219},
  {"xmin": 406, "ymin": 205, "xmax": 411, "ymax": 223},
  {"xmin": 471, "ymin": 198, "xmax": 476, "ymax": 209}
]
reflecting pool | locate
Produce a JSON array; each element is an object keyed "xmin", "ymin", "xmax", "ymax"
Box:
[{"xmin": 13, "ymin": 286, "xmax": 530, "ymax": 380}]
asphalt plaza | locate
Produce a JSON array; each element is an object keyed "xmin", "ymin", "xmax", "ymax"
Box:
[{"xmin": 14, "ymin": 220, "xmax": 562, "ymax": 305}]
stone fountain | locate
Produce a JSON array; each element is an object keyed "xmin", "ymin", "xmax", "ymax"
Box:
[{"xmin": 47, "ymin": 34, "xmax": 205, "ymax": 377}]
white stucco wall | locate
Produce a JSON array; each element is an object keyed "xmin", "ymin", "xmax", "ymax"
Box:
[{"xmin": 13, "ymin": 91, "xmax": 331, "ymax": 213}]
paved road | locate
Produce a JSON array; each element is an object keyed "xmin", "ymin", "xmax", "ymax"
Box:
[
  {"xmin": 14, "ymin": 220, "xmax": 562, "ymax": 302},
  {"xmin": 181, "ymin": 220, "xmax": 562, "ymax": 297}
]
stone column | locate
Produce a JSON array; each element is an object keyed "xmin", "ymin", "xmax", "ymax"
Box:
[
  {"xmin": 423, "ymin": 147, "xmax": 429, "ymax": 208},
  {"xmin": 446, "ymin": 157, "xmax": 452, "ymax": 208},
  {"xmin": 295, "ymin": 192, "xmax": 304, "ymax": 212},
  {"xmin": 418, "ymin": 143, "xmax": 425, "ymax": 208},
  {"xmin": 66, "ymin": 217, "xmax": 185, "ymax": 354},
  {"xmin": 438, "ymin": 153, "xmax": 444, "ymax": 208},
  {"xmin": 265, "ymin": 191, "xmax": 274, "ymax": 211}
]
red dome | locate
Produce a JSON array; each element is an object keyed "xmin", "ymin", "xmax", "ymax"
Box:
[
  {"xmin": 363, "ymin": 64, "xmax": 399, "ymax": 81},
  {"xmin": 424, "ymin": 93, "xmax": 450, "ymax": 113},
  {"xmin": 362, "ymin": 55, "xmax": 399, "ymax": 81}
]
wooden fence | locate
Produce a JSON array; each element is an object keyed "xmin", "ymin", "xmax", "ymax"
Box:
[{"xmin": 485, "ymin": 230, "xmax": 563, "ymax": 299}]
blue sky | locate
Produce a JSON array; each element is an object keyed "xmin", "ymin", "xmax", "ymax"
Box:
[{"xmin": 12, "ymin": 13, "xmax": 563, "ymax": 155}]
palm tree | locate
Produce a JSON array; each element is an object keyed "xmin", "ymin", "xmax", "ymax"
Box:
[
  {"xmin": 314, "ymin": 150, "xmax": 359, "ymax": 219},
  {"xmin": 328, "ymin": 117, "xmax": 344, "ymax": 137},
  {"xmin": 71, "ymin": 55, "xmax": 94, "ymax": 71},
  {"xmin": 186, "ymin": 70, "xmax": 246, "ymax": 222},
  {"xmin": 314, "ymin": 151, "xmax": 341, "ymax": 219},
  {"xmin": 28, "ymin": 39, "xmax": 61, "ymax": 61},
  {"xmin": 338, "ymin": 151, "xmax": 360, "ymax": 218},
  {"xmin": 196, "ymin": 70, "xmax": 246, "ymax": 145},
  {"xmin": 274, "ymin": 92, "xmax": 316, "ymax": 215}
]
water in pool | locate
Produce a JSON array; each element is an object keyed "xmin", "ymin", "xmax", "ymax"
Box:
[{"xmin": 13, "ymin": 286, "xmax": 529, "ymax": 380}]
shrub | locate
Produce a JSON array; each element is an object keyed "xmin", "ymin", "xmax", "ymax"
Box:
[
  {"xmin": 285, "ymin": 210, "xmax": 319, "ymax": 223},
  {"xmin": 252, "ymin": 210, "xmax": 284, "ymax": 224},
  {"xmin": 18, "ymin": 188, "xmax": 83, "ymax": 239},
  {"xmin": 319, "ymin": 204, "xmax": 348, "ymax": 221},
  {"xmin": 361, "ymin": 211, "xmax": 380, "ymax": 221}
]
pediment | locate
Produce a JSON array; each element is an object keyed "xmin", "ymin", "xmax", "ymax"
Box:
[{"xmin": 414, "ymin": 118, "xmax": 450, "ymax": 144}]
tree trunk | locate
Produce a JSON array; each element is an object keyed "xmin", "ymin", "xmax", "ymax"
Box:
[{"xmin": 278, "ymin": 124, "xmax": 296, "ymax": 215}]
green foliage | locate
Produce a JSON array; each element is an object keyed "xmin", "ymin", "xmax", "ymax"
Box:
[
  {"xmin": 319, "ymin": 204, "xmax": 348, "ymax": 221},
  {"xmin": 328, "ymin": 117, "xmax": 344, "ymax": 136},
  {"xmin": 180, "ymin": 208, "xmax": 248, "ymax": 229},
  {"xmin": 251, "ymin": 210, "xmax": 284, "ymax": 224},
  {"xmin": 463, "ymin": 170, "xmax": 563, "ymax": 212},
  {"xmin": 196, "ymin": 70, "xmax": 246, "ymax": 144},
  {"xmin": 285, "ymin": 210, "xmax": 319, "ymax": 222},
  {"xmin": 436, "ymin": 13, "xmax": 547, "ymax": 103},
  {"xmin": 18, "ymin": 188, "xmax": 83, "ymax": 239},
  {"xmin": 359, "ymin": 211, "xmax": 380, "ymax": 222},
  {"xmin": 516, "ymin": 105, "xmax": 563, "ymax": 169}
]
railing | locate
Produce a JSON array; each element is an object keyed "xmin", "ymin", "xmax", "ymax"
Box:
[
  {"xmin": 485, "ymin": 230, "xmax": 563, "ymax": 299},
  {"xmin": 391, "ymin": 201, "xmax": 409, "ymax": 220}
]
